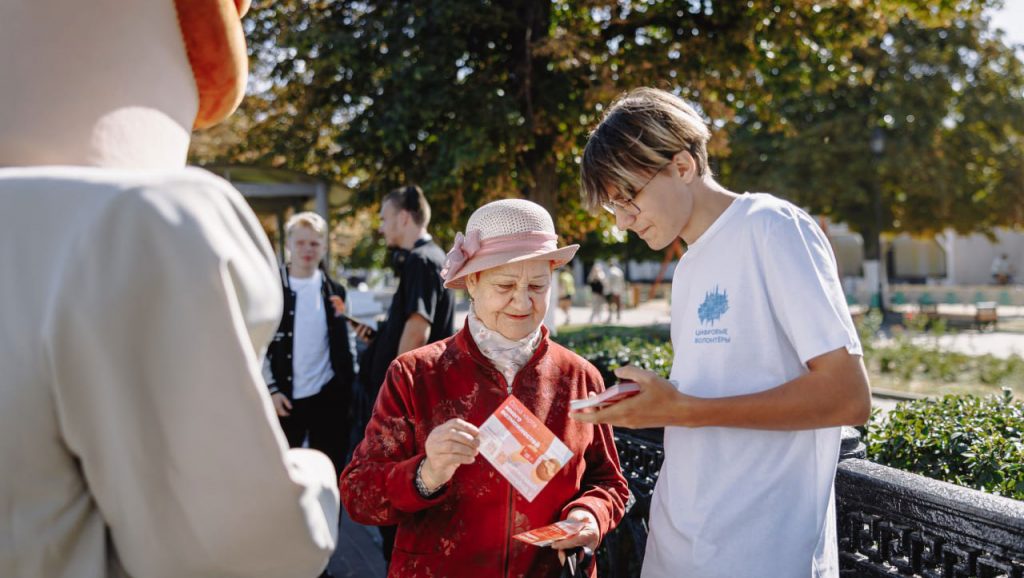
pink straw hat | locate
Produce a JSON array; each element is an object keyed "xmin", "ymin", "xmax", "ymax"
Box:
[{"xmin": 442, "ymin": 199, "xmax": 580, "ymax": 289}]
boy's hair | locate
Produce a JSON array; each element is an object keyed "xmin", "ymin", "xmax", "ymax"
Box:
[
  {"xmin": 383, "ymin": 185, "xmax": 431, "ymax": 227},
  {"xmin": 285, "ymin": 211, "xmax": 328, "ymax": 241},
  {"xmin": 580, "ymin": 87, "xmax": 712, "ymax": 211}
]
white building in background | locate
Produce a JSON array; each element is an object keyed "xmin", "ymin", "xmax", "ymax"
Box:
[
  {"xmin": 937, "ymin": 229, "xmax": 1024, "ymax": 286},
  {"xmin": 826, "ymin": 221, "xmax": 1024, "ymax": 306}
]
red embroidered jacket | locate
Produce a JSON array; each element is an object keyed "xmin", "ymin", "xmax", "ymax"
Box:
[{"xmin": 340, "ymin": 325, "xmax": 629, "ymax": 578}]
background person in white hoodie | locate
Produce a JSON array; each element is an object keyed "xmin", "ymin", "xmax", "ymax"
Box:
[
  {"xmin": 575, "ymin": 88, "xmax": 871, "ymax": 578},
  {"xmin": 0, "ymin": 1, "xmax": 339, "ymax": 577}
]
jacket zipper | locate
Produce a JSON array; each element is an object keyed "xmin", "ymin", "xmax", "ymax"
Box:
[
  {"xmin": 503, "ymin": 482, "xmax": 514, "ymax": 578},
  {"xmin": 503, "ymin": 373, "xmax": 514, "ymax": 577}
]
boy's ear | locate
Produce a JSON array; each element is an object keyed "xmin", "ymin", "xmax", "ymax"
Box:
[{"xmin": 672, "ymin": 150, "xmax": 698, "ymax": 184}]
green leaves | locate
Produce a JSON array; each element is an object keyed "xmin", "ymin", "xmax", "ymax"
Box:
[
  {"xmin": 552, "ymin": 325, "xmax": 673, "ymax": 385},
  {"xmin": 867, "ymin": 391, "xmax": 1024, "ymax": 499},
  {"xmin": 190, "ymin": 0, "xmax": 1023, "ymax": 263},
  {"xmin": 724, "ymin": 1, "xmax": 1024, "ymax": 242}
]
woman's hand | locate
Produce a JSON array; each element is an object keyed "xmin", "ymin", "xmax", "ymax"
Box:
[
  {"xmin": 551, "ymin": 508, "xmax": 600, "ymax": 564},
  {"xmin": 420, "ymin": 418, "xmax": 480, "ymax": 492}
]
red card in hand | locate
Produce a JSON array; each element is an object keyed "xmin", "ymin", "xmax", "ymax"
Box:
[{"xmin": 569, "ymin": 382, "xmax": 640, "ymax": 411}]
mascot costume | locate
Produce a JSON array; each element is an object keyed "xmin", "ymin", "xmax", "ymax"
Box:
[{"xmin": 0, "ymin": 1, "xmax": 340, "ymax": 577}]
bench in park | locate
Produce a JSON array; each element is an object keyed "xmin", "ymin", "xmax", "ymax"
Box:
[{"xmin": 975, "ymin": 301, "xmax": 998, "ymax": 331}]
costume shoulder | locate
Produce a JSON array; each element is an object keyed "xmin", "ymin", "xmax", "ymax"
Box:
[
  {"xmin": 4, "ymin": 166, "xmax": 271, "ymax": 264},
  {"xmin": 118, "ymin": 167, "xmax": 272, "ymax": 259},
  {"xmin": 41, "ymin": 166, "xmax": 282, "ymax": 353}
]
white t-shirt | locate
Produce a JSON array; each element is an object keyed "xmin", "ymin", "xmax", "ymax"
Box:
[
  {"xmin": 642, "ymin": 193, "xmax": 861, "ymax": 578},
  {"xmin": 289, "ymin": 270, "xmax": 335, "ymax": 400}
]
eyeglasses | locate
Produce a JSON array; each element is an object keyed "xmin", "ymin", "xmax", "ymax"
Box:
[
  {"xmin": 601, "ymin": 159, "xmax": 671, "ymax": 217},
  {"xmin": 601, "ymin": 196, "xmax": 642, "ymax": 216}
]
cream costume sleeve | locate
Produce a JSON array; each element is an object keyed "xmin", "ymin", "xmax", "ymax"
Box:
[{"xmin": 43, "ymin": 168, "xmax": 339, "ymax": 578}]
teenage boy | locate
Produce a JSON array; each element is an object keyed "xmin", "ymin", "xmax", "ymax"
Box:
[
  {"xmin": 574, "ymin": 87, "xmax": 871, "ymax": 578},
  {"xmin": 265, "ymin": 212, "xmax": 357, "ymax": 474}
]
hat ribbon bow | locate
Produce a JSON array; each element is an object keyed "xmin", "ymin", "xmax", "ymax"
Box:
[{"xmin": 442, "ymin": 229, "xmax": 482, "ymax": 279}]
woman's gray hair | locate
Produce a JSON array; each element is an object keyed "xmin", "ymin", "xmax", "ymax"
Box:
[{"xmin": 580, "ymin": 88, "xmax": 712, "ymax": 212}]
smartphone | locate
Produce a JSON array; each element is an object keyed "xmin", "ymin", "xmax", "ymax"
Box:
[{"xmin": 341, "ymin": 313, "xmax": 377, "ymax": 339}]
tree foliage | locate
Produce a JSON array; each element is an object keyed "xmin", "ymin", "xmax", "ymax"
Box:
[
  {"xmin": 723, "ymin": 2, "xmax": 1024, "ymax": 257},
  {"xmin": 190, "ymin": 0, "xmax": 1019, "ymax": 258}
]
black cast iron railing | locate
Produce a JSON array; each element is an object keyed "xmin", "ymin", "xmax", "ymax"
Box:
[{"xmin": 599, "ymin": 428, "xmax": 1024, "ymax": 578}]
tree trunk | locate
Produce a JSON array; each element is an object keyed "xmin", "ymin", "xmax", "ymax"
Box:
[
  {"xmin": 507, "ymin": 0, "xmax": 559, "ymax": 217},
  {"xmin": 530, "ymin": 159, "xmax": 558, "ymax": 217}
]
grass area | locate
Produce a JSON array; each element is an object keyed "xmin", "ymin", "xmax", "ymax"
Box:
[
  {"xmin": 868, "ymin": 373, "xmax": 1018, "ymax": 398},
  {"xmin": 859, "ymin": 312, "xmax": 1024, "ymax": 399},
  {"xmin": 555, "ymin": 322, "xmax": 1024, "ymax": 499}
]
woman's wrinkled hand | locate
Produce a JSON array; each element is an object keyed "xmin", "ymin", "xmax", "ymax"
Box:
[
  {"xmin": 551, "ymin": 508, "xmax": 600, "ymax": 564},
  {"xmin": 420, "ymin": 418, "xmax": 480, "ymax": 492}
]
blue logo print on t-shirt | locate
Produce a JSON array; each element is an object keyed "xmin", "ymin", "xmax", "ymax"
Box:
[{"xmin": 698, "ymin": 286, "xmax": 729, "ymax": 325}]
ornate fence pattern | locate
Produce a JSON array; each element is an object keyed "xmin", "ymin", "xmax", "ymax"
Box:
[{"xmin": 836, "ymin": 459, "xmax": 1024, "ymax": 577}]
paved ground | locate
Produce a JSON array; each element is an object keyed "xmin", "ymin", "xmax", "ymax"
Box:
[{"xmin": 327, "ymin": 510, "xmax": 385, "ymax": 577}]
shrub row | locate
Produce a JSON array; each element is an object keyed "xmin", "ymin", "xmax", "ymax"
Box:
[
  {"xmin": 553, "ymin": 326, "xmax": 672, "ymax": 385},
  {"xmin": 867, "ymin": 391, "xmax": 1024, "ymax": 500}
]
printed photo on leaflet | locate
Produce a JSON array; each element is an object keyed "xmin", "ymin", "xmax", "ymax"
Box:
[{"xmin": 478, "ymin": 395, "xmax": 574, "ymax": 502}]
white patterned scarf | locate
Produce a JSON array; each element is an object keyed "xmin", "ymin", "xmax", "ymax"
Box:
[{"xmin": 468, "ymin": 309, "xmax": 543, "ymax": 388}]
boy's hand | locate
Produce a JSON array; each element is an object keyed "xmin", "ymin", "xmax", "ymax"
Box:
[
  {"xmin": 351, "ymin": 322, "xmax": 375, "ymax": 342},
  {"xmin": 570, "ymin": 365, "xmax": 692, "ymax": 429},
  {"xmin": 271, "ymin": 392, "xmax": 292, "ymax": 417}
]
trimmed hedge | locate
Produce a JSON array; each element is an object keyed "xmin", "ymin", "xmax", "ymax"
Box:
[
  {"xmin": 867, "ymin": 390, "xmax": 1024, "ymax": 500},
  {"xmin": 553, "ymin": 326, "xmax": 672, "ymax": 385}
]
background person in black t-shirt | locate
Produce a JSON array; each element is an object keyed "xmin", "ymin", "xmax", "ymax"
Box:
[{"xmin": 350, "ymin": 185, "xmax": 455, "ymax": 567}]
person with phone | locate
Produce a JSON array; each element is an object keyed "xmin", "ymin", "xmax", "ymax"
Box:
[
  {"xmin": 264, "ymin": 212, "xmax": 358, "ymax": 476},
  {"xmin": 575, "ymin": 88, "xmax": 871, "ymax": 578},
  {"xmin": 355, "ymin": 185, "xmax": 456, "ymax": 566}
]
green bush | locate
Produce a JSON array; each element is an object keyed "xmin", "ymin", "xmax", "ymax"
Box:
[
  {"xmin": 867, "ymin": 390, "xmax": 1024, "ymax": 500},
  {"xmin": 553, "ymin": 326, "xmax": 673, "ymax": 385}
]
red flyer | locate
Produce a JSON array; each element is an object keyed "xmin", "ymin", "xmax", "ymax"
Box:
[
  {"xmin": 478, "ymin": 395, "xmax": 574, "ymax": 502},
  {"xmin": 512, "ymin": 520, "xmax": 586, "ymax": 547},
  {"xmin": 569, "ymin": 382, "xmax": 640, "ymax": 411}
]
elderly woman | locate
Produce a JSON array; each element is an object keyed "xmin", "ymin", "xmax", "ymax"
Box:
[{"xmin": 341, "ymin": 199, "xmax": 629, "ymax": 577}]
